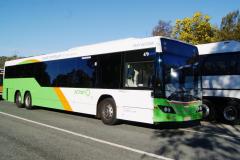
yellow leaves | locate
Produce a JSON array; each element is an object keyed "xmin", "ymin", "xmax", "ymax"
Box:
[
  {"xmin": 154, "ymin": 10, "xmax": 240, "ymax": 43},
  {"xmin": 172, "ymin": 12, "xmax": 216, "ymax": 44}
]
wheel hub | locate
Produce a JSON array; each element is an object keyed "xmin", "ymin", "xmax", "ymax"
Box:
[
  {"xmin": 25, "ymin": 96, "xmax": 30, "ymax": 106},
  {"xmin": 223, "ymin": 106, "xmax": 237, "ymax": 121},
  {"xmin": 17, "ymin": 95, "xmax": 21, "ymax": 103},
  {"xmin": 103, "ymin": 104, "xmax": 113, "ymax": 120}
]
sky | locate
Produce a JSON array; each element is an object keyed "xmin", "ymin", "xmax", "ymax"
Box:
[{"xmin": 0, "ymin": 0, "xmax": 239, "ymax": 57}]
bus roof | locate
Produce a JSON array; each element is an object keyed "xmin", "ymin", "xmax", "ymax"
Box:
[
  {"xmin": 196, "ymin": 40, "xmax": 240, "ymax": 55},
  {"xmin": 4, "ymin": 36, "xmax": 193, "ymax": 67},
  {"xmin": 5, "ymin": 36, "xmax": 161, "ymax": 66}
]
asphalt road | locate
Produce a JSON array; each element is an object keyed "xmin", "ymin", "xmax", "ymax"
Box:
[{"xmin": 0, "ymin": 100, "xmax": 239, "ymax": 160}]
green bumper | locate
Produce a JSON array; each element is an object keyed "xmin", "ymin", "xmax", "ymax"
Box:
[{"xmin": 153, "ymin": 98, "xmax": 202, "ymax": 122}]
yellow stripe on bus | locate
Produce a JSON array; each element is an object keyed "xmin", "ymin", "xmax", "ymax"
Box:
[
  {"xmin": 18, "ymin": 59, "xmax": 41, "ymax": 65},
  {"xmin": 26, "ymin": 59, "xmax": 41, "ymax": 63},
  {"xmin": 54, "ymin": 88, "xmax": 73, "ymax": 111}
]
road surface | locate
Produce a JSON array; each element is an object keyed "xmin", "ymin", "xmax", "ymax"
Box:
[{"xmin": 0, "ymin": 100, "xmax": 239, "ymax": 160}]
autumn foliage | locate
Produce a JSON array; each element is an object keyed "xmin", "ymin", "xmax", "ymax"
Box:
[{"xmin": 152, "ymin": 10, "xmax": 240, "ymax": 44}]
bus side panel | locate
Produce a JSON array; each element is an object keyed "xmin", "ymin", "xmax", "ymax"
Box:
[
  {"xmin": 60, "ymin": 88, "xmax": 96, "ymax": 115},
  {"xmin": 61, "ymin": 88, "xmax": 154, "ymax": 124},
  {"xmin": 202, "ymin": 75, "xmax": 240, "ymax": 90},
  {"xmin": 113, "ymin": 90, "xmax": 154, "ymax": 124},
  {"xmin": 202, "ymin": 75, "xmax": 240, "ymax": 98},
  {"xmin": 4, "ymin": 88, "xmax": 15, "ymax": 102},
  {"xmin": 4, "ymin": 78, "xmax": 155, "ymax": 124},
  {"xmin": 3, "ymin": 78, "xmax": 64, "ymax": 110}
]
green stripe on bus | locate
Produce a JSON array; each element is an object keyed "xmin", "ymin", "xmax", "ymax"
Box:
[{"xmin": 3, "ymin": 78, "xmax": 64, "ymax": 110}]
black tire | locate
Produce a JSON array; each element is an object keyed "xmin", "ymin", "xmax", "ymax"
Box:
[
  {"xmin": 15, "ymin": 91, "xmax": 23, "ymax": 108},
  {"xmin": 99, "ymin": 98, "xmax": 118, "ymax": 125},
  {"xmin": 202, "ymin": 100, "xmax": 216, "ymax": 121},
  {"xmin": 24, "ymin": 92, "xmax": 33, "ymax": 110},
  {"xmin": 222, "ymin": 102, "xmax": 239, "ymax": 125}
]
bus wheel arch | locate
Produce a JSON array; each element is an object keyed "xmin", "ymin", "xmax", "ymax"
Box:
[
  {"xmin": 15, "ymin": 90, "xmax": 23, "ymax": 108},
  {"xmin": 97, "ymin": 95, "xmax": 118, "ymax": 125},
  {"xmin": 24, "ymin": 91, "xmax": 33, "ymax": 109}
]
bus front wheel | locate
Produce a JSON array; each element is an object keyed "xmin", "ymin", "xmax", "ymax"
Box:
[
  {"xmin": 24, "ymin": 92, "xmax": 33, "ymax": 110},
  {"xmin": 15, "ymin": 91, "xmax": 23, "ymax": 108},
  {"xmin": 99, "ymin": 98, "xmax": 118, "ymax": 125}
]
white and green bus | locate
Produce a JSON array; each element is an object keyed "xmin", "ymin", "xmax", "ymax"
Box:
[{"xmin": 3, "ymin": 37, "xmax": 202, "ymax": 125}]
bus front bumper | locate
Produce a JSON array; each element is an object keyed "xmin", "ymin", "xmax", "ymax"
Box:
[{"xmin": 153, "ymin": 98, "xmax": 203, "ymax": 123}]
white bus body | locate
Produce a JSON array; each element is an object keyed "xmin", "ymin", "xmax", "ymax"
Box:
[{"xmin": 197, "ymin": 41, "xmax": 240, "ymax": 124}]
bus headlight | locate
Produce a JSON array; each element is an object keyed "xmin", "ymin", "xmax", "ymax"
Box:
[{"xmin": 158, "ymin": 105, "xmax": 176, "ymax": 114}]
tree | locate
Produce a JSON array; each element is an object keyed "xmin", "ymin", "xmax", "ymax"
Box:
[
  {"xmin": 216, "ymin": 10, "xmax": 240, "ymax": 41},
  {"xmin": 0, "ymin": 55, "xmax": 21, "ymax": 68},
  {"xmin": 172, "ymin": 12, "xmax": 217, "ymax": 44},
  {"xmin": 152, "ymin": 20, "xmax": 173, "ymax": 37}
]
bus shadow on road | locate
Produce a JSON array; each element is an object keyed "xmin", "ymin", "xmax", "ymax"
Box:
[
  {"xmin": 32, "ymin": 105, "xmax": 201, "ymax": 130},
  {"xmin": 152, "ymin": 122, "xmax": 240, "ymax": 160},
  {"xmin": 120, "ymin": 120, "xmax": 201, "ymax": 130}
]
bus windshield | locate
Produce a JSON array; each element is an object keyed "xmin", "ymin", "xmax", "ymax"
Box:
[{"xmin": 158, "ymin": 38, "xmax": 200, "ymax": 101}]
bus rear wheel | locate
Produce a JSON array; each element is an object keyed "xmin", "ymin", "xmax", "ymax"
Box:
[
  {"xmin": 99, "ymin": 98, "xmax": 118, "ymax": 125},
  {"xmin": 222, "ymin": 103, "xmax": 239, "ymax": 125},
  {"xmin": 24, "ymin": 92, "xmax": 33, "ymax": 110},
  {"xmin": 15, "ymin": 91, "xmax": 23, "ymax": 108}
]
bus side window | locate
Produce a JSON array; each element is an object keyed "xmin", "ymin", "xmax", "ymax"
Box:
[
  {"xmin": 124, "ymin": 61, "xmax": 153, "ymax": 88},
  {"xmin": 125, "ymin": 63, "xmax": 139, "ymax": 87},
  {"xmin": 97, "ymin": 53, "xmax": 121, "ymax": 89}
]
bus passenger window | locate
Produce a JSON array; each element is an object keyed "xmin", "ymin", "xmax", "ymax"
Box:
[
  {"xmin": 125, "ymin": 64, "xmax": 139, "ymax": 87},
  {"xmin": 125, "ymin": 62, "xmax": 153, "ymax": 88}
]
